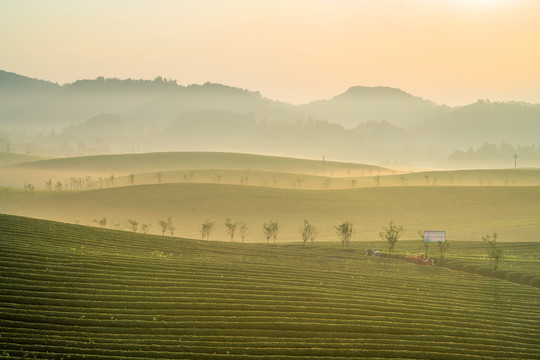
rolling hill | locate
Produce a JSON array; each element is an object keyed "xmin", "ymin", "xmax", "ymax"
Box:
[
  {"xmin": 2, "ymin": 183, "xmax": 539, "ymax": 243},
  {"xmin": 299, "ymin": 86, "xmax": 450, "ymax": 128},
  {"xmin": 0, "ymin": 151, "xmax": 388, "ymax": 188},
  {"xmin": 1, "ymin": 213, "xmax": 539, "ymax": 359},
  {"xmin": 3, "ymin": 70, "xmax": 540, "ymax": 167}
]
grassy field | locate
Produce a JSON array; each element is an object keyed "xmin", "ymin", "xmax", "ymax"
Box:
[
  {"xmin": 1, "ymin": 183, "xmax": 539, "ymax": 242},
  {"xmin": 1, "ymin": 213, "xmax": 539, "ymax": 359},
  {"xmin": 2, "ymin": 151, "xmax": 540, "ymax": 190},
  {"xmin": 0, "ymin": 151, "xmax": 389, "ymax": 189},
  {"xmin": 0, "ymin": 152, "xmax": 48, "ymax": 167}
]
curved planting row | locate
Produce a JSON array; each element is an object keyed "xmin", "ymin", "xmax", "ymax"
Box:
[
  {"xmin": 442, "ymin": 260, "xmax": 540, "ymax": 288},
  {"xmin": 1, "ymin": 214, "xmax": 539, "ymax": 359}
]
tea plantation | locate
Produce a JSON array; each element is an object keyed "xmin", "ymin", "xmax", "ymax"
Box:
[{"xmin": 1, "ymin": 214, "xmax": 539, "ymax": 359}]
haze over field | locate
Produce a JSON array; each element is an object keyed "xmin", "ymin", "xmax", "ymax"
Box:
[
  {"xmin": 1, "ymin": 2, "xmax": 540, "ymax": 359},
  {"xmin": 1, "ymin": 1, "xmax": 540, "ymax": 168}
]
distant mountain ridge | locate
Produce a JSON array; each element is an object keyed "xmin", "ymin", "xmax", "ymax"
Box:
[
  {"xmin": 1, "ymin": 70, "xmax": 539, "ymax": 168},
  {"xmin": 300, "ymin": 85, "xmax": 450, "ymax": 128}
]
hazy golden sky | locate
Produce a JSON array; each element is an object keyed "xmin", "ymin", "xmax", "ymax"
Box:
[{"xmin": 2, "ymin": 0, "xmax": 539, "ymax": 105}]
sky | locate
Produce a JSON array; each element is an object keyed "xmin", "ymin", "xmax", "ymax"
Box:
[{"xmin": 1, "ymin": 0, "xmax": 540, "ymax": 106}]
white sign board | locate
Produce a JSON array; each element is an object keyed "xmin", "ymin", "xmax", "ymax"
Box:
[{"xmin": 424, "ymin": 231, "xmax": 446, "ymax": 243}]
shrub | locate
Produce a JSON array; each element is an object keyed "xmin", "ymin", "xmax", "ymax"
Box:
[
  {"xmin": 461, "ymin": 264, "xmax": 480, "ymax": 272},
  {"xmin": 475, "ymin": 267, "xmax": 494, "ymax": 276},
  {"xmin": 504, "ymin": 271, "xmax": 522, "ymax": 282},
  {"xmin": 492, "ymin": 270, "xmax": 509, "ymax": 280},
  {"xmin": 446, "ymin": 261, "xmax": 465, "ymax": 270},
  {"xmin": 529, "ymin": 277, "xmax": 540, "ymax": 288},
  {"xmin": 519, "ymin": 274, "xmax": 535, "ymax": 285}
]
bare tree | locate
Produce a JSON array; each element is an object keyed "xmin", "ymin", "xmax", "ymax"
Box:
[
  {"xmin": 159, "ymin": 216, "xmax": 174, "ymax": 237},
  {"xmin": 483, "ymin": 232, "xmax": 503, "ymax": 270},
  {"xmin": 437, "ymin": 240, "xmax": 450, "ymax": 264},
  {"xmin": 200, "ymin": 221, "xmax": 215, "ymax": 240},
  {"xmin": 335, "ymin": 221, "xmax": 353, "ymax": 249},
  {"xmin": 129, "ymin": 173, "xmax": 135, "ymax": 185},
  {"xmin": 323, "ymin": 178, "xmax": 331, "ymax": 189},
  {"xmin": 400, "ymin": 175, "xmax": 408, "ymax": 186},
  {"xmin": 238, "ymin": 222, "xmax": 249, "ymax": 243},
  {"xmin": 127, "ymin": 219, "xmax": 139, "ymax": 233},
  {"xmin": 300, "ymin": 219, "xmax": 318, "ymax": 247},
  {"xmin": 23, "ymin": 182, "xmax": 34, "ymax": 193},
  {"xmin": 159, "ymin": 219, "xmax": 168, "ymax": 236},
  {"xmin": 374, "ymin": 176, "xmax": 381, "ymax": 187},
  {"xmin": 379, "ymin": 221, "xmax": 404, "ymax": 255},
  {"xmin": 141, "ymin": 223, "xmax": 152, "ymax": 234},
  {"xmin": 183, "ymin": 171, "xmax": 194, "ymax": 183},
  {"xmin": 270, "ymin": 220, "xmax": 280, "ymax": 244},
  {"xmin": 93, "ymin": 217, "xmax": 107, "ymax": 228},
  {"xmin": 156, "ymin": 172, "xmax": 162, "ymax": 183},
  {"xmin": 224, "ymin": 218, "xmax": 238, "ymax": 242},
  {"xmin": 45, "ymin": 179, "xmax": 53, "ymax": 191},
  {"xmin": 263, "ymin": 221, "xmax": 273, "ymax": 245}
]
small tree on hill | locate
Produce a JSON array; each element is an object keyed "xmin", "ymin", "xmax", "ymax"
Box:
[
  {"xmin": 45, "ymin": 179, "xmax": 53, "ymax": 191},
  {"xmin": 483, "ymin": 232, "xmax": 503, "ymax": 270},
  {"xmin": 263, "ymin": 221, "xmax": 273, "ymax": 245},
  {"xmin": 335, "ymin": 221, "xmax": 353, "ymax": 249},
  {"xmin": 129, "ymin": 173, "xmax": 135, "ymax": 185},
  {"xmin": 127, "ymin": 219, "xmax": 139, "ymax": 233},
  {"xmin": 400, "ymin": 175, "xmax": 408, "ymax": 186},
  {"xmin": 159, "ymin": 219, "xmax": 168, "ymax": 236},
  {"xmin": 238, "ymin": 222, "xmax": 249, "ymax": 243},
  {"xmin": 300, "ymin": 219, "xmax": 319, "ymax": 247},
  {"xmin": 159, "ymin": 216, "xmax": 174, "ymax": 236},
  {"xmin": 200, "ymin": 221, "xmax": 215, "ymax": 240},
  {"xmin": 141, "ymin": 223, "xmax": 151, "ymax": 234},
  {"xmin": 270, "ymin": 220, "xmax": 280, "ymax": 244},
  {"xmin": 437, "ymin": 240, "xmax": 450, "ymax": 264},
  {"xmin": 93, "ymin": 217, "xmax": 107, "ymax": 228},
  {"xmin": 379, "ymin": 221, "xmax": 404, "ymax": 255},
  {"xmin": 224, "ymin": 218, "xmax": 238, "ymax": 242}
]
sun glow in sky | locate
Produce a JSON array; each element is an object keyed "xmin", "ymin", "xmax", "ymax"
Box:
[{"xmin": 1, "ymin": 0, "xmax": 539, "ymax": 105}]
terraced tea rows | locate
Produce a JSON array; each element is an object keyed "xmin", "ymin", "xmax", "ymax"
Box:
[{"xmin": 1, "ymin": 214, "xmax": 539, "ymax": 359}]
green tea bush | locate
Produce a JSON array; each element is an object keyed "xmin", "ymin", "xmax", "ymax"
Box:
[
  {"xmin": 461, "ymin": 264, "xmax": 480, "ymax": 272},
  {"xmin": 519, "ymin": 274, "xmax": 535, "ymax": 285},
  {"xmin": 474, "ymin": 267, "xmax": 494, "ymax": 276},
  {"xmin": 492, "ymin": 270, "xmax": 509, "ymax": 280},
  {"xmin": 504, "ymin": 271, "xmax": 523, "ymax": 282},
  {"xmin": 529, "ymin": 277, "xmax": 540, "ymax": 288}
]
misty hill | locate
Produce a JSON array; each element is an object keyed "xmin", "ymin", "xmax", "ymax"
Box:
[
  {"xmin": 299, "ymin": 86, "xmax": 451, "ymax": 128},
  {"xmin": 4, "ymin": 151, "xmax": 384, "ymax": 176},
  {"xmin": 2, "ymin": 70, "xmax": 540, "ymax": 167},
  {"xmin": 0, "ymin": 71, "xmax": 299, "ymax": 131},
  {"xmin": 415, "ymin": 100, "xmax": 540, "ymax": 148},
  {"xmin": 0, "ymin": 152, "xmax": 48, "ymax": 167}
]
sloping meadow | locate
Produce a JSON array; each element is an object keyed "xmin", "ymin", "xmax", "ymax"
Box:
[{"xmin": 1, "ymin": 214, "xmax": 539, "ymax": 359}]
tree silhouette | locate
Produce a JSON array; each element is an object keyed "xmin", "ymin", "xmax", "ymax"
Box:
[
  {"xmin": 335, "ymin": 221, "xmax": 353, "ymax": 249},
  {"xmin": 224, "ymin": 218, "xmax": 238, "ymax": 242},
  {"xmin": 379, "ymin": 221, "xmax": 404, "ymax": 255}
]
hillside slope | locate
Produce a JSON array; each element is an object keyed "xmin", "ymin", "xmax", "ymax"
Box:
[
  {"xmin": 1, "ymin": 214, "xmax": 539, "ymax": 359},
  {"xmin": 2, "ymin": 184, "xmax": 539, "ymax": 242}
]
